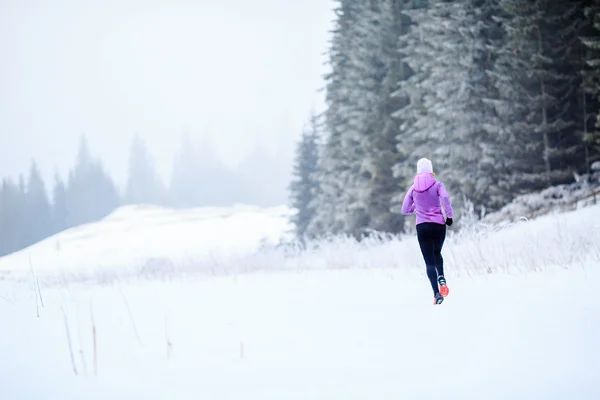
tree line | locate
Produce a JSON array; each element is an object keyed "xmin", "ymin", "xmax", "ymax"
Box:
[
  {"xmin": 290, "ymin": 0, "xmax": 600, "ymax": 239},
  {"xmin": 0, "ymin": 133, "xmax": 287, "ymax": 257},
  {"xmin": 0, "ymin": 136, "xmax": 119, "ymax": 256}
]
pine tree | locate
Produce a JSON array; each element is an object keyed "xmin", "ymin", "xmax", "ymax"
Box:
[
  {"xmin": 289, "ymin": 114, "xmax": 321, "ymax": 239},
  {"xmin": 309, "ymin": 0, "xmax": 409, "ymax": 237},
  {"xmin": 390, "ymin": 0, "xmax": 432, "ymax": 186},
  {"xmin": 52, "ymin": 173, "xmax": 68, "ymax": 234},
  {"xmin": 66, "ymin": 135, "xmax": 94, "ymax": 226},
  {"xmin": 581, "ymin": 2, "xmax": 600, "ymax": 169},
  {"xmin": 22, "ymin": 161, "xmax": 52, "ymax": 247},
  {"xmin": 390, "ymin": 0, "xmax": 438, "ymax": 223},
  {"xmin": 89, "ymin": 161, "xmax": 121, "ymax": 219},
  {"xmin": 338, "ymin": 0, "xmax": 385, "ymax": 236},
  {"xmin": 235, "ymin": 144, "xmax": 285, "ymax": 207},
  {"xmin": 391, "ymin": 0, "xmax": 506, "ymax": 212},
  {"xmin": 66, "ymin": 135, "xmax": 121, "ymax": 227},
  {"xmin": 356, "ymin": 0, "xmax": 407, "ymax": 233},
  {"xmin": 309, "ymin": 0, "xmax": 370, "ymax": 237},
  {"xmin": 0, "ymin": 179, "xmax": 24, "ymax": 256},
  {"xmin": 125, "ymin": 134, "xmax": 167, "ymax": 206},
  {"xmin": 195, "ymin": 137, "xmax": 245, "ymax": 207},
  {"xmin": 170, "ymin": 134, "xmax": 243, "ymax": 208},
  {"xmin": 489, "ymin": 0, "xmax": 583, "ymax": 196},
  {"xmin": 17, "ymin": 175, "xmax": 27, "ymax": 248},
  {"xmin": 170, "ymin": 133, "xmax": 201, "ymax": 208}
]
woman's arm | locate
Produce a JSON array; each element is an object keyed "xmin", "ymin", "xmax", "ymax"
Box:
[
  {"xmin": 401, "ymin": 186, "xmax": 415, "ymax": 215},
  {"xmin": 437, "ymin": 182, "xmax": 454, "ymax": 218}
]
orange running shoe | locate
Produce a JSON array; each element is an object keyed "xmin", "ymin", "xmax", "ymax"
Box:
[
  {"xmin": 438, "ymin": 276, "xmax": 450, "ymax": 297},
  {"xmin": 439, "ymin": 285, "xmax": 449, "ymax": 297}
]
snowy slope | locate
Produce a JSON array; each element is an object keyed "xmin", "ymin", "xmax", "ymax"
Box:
[
  {"xmin": 0, "ymin": 204, "xmax": 599, "ymax": 399},
  {"xmin": 0, "ymin": 268, "xmax": 598, "ymax": 399},
  {"xmin": 0, "ymin": 204, "xmax": 294, "ymax": 277}
]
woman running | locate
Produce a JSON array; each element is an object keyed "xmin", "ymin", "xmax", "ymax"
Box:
[{"xmin": 401, "ymin": 158, "xmax": 454, "ymax": 305}]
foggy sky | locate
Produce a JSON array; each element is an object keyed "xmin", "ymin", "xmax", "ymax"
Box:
[{"xmin": 0, "ymin": 0, "xmax": 333, "ymax": 201}]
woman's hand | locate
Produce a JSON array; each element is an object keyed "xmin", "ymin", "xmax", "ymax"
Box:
[{"xmin": 445, "ymin": 218, "xmax": 453, "ymax": 226}]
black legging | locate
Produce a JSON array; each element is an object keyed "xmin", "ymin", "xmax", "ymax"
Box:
[{"xmin": 416, "ymin": 222, "xmax": 446, "ymax": 295}]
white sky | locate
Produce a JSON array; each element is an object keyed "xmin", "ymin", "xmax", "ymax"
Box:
[{"xmin": 0, "ymin": 0, "xmax": 333, "ymax": 192}]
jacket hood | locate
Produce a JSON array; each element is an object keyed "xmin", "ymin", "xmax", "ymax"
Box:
[{"xmin": 413, "ymin": 173, "xmax": 436, "ymax": 192}]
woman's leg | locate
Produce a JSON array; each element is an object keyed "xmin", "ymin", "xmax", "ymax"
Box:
[
  {"xmin": 417, "ymin": 224, "xmax": 439, "ymax": 295},
  {"xmin": 433, "ymin": 225, "xmax": 446, "ymax": 278}
]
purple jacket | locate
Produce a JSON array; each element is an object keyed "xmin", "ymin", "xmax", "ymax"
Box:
[{"xmin": 402, "ymin": 173, "xmax": 454, "ymax": 225}]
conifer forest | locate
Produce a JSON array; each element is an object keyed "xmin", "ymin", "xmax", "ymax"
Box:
[{"xmin": 290, "ymin": 0, "xmax": 600, "ymax": 239}]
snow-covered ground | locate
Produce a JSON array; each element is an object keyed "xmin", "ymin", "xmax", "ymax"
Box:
[
  {"xmin": 0, "ymin": 204, "xmax": 599, "ymax": 399},
  {"xmin": 0, "ymin": 204, "xmax": 294, "ymax": 278}
]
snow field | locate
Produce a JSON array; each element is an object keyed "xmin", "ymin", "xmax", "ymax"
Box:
[
  {"xmin": 0, "ymin": 266, "xmax": 598, "ymax": 399},
  {"xmin": 0, "ymin": 204, "xmax": 599, "ymax": 399}
]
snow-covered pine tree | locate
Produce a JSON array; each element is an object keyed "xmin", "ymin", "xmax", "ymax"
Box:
[
  {"xmin": 549, "ymin": 2, "xmax": 591, "ymax": 176},
  {"xmin": 330, "ymin": 0, "xmax": 376, "ymax": 237},
  {"xmin": 389, "ymin": 0, "xmax": 423, "ymax": 222},
  {"xmin": 581, "ymin": 1, "xmax": 600, "ymax": 168},
  {"xmin": 489, "ymin": 0, "xmax": 583, "ymax": 196},
  {"xmin": 356, "ymin": 0, "xmax": 407, "ymax": 233},
  {"xmin": 289, "ymin": 113, "xmax": 321, "ymax": 239},
  {"xmin": 307, "ymin": 0, "xmax": 367, "ymax": 237},
  {"xmin": 309, "ymin": 0, "xmax": 409, "ymax": 238},
  {"xmin": 391, "ymin": 0, "xmax": 504, "ymax": 212}
]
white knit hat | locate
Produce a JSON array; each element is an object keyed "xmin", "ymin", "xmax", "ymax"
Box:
[{"xmin": 417, "ymin": 158, "xmax": 433, "ymax": 174}]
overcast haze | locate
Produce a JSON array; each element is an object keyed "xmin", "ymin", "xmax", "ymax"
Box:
[{"xmin": 0, "ymin": 0, "xmax": 333, "ymax": 203}]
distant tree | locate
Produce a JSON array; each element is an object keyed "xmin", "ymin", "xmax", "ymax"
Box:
[
  {"xmin": 17, "ymin": 174, "xmax": 27, "ymax": 247},
  {"xmin": 289, "ymin": 114, "xmax": 321, "ymax": 239},
  {"xmin": 18, "ymin": 175, "xmax": 26, "ymax": 197},
  {"xmin": 65, "ymin": 135, "xmax": 94, "ymax": 226},
  {"xmin": 170, "ymin": 134, "xmax": 243, "ymax": 208},
  {"xmin": 170, "ymin": 133, "xmax": 200, "ymax": 208},
  {"xmin": 195, "ymin": 137, "xmax": 244, "ymax": 207},
  {"xmin": 66, "ymin": 135, "xmax": 121, "ymax": 227},
  {"xmin": 0, "ymin": 178, "xmax": 24, "ymax": 256},
  {"xmin": 89, "ymin": 161, "xmax": 121, "ymax": 217},
  {"xmin": 235, "ymin": 143, "xmax": 292, "ymax": 207},
  {"xmin": 125, "ymin": 134, "xmax": 167, "ymax": 206},
  {"xmin": 22, "ymin": 161, "xmax": 52, "ymax": 247},
  {"xmin": 51, "ymin": 172, "xmax": 68, "ymax": 233}
]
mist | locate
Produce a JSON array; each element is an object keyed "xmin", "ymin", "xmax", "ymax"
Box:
[{"xmin": 0, "ymin": 0, "xmax": 334, "ymax": 203}]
